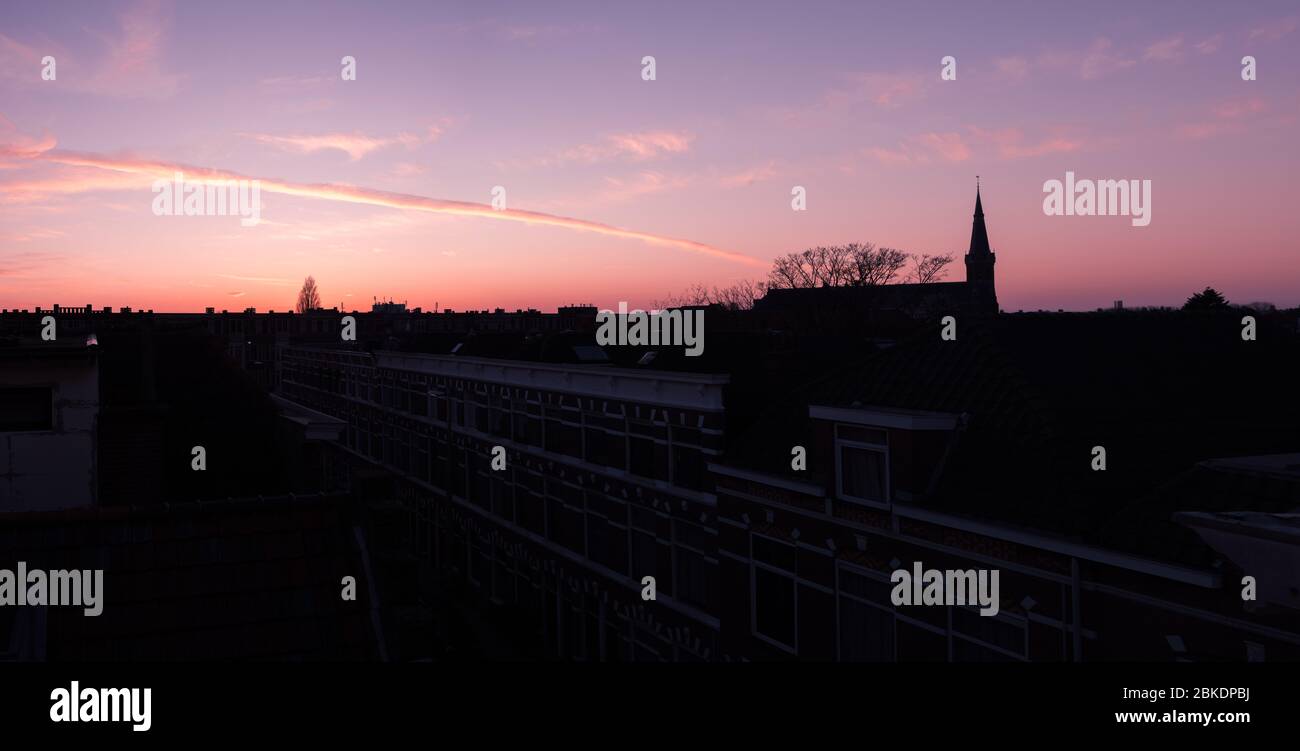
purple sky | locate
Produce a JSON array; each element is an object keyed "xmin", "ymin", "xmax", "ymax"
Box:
[{"xmin": 2, "ymin": 0, "xmax": 1298, "ymax": 312}]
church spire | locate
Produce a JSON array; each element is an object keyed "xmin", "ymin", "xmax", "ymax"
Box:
[
  {"xmin": 969, "ymin": 178, "xmax": 991, "ymax": 257},
  {"xmin": 963, "ymin": 180, "xmax": 997, "ymax": 314}
]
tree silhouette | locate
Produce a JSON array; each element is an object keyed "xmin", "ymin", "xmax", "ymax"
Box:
[
  {"xmin": 654, "ymin": 279, "xmax": 769, "ymax": 310},
  {"xmin": 660, "ymin": 245, "xmax": 955, "ymax": 309},
  {"xmin": 1182, "ymin": 287, "xmax": 1229, "ymax": 311},
  {"xmin": 764, "ymin": 243, "xmax": 957, "ymax": 290},
  {"xmin": 296, "ymin": 276, "xmax": 322, "ymax": 313},
  {"xmin": 908, "ymin": 253, "xmax": 955, "ymax": 284}
]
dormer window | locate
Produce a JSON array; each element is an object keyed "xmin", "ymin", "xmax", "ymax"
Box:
[{"xmin": 835, "ymin": 424, "xmax": 888, "ymax": 505}]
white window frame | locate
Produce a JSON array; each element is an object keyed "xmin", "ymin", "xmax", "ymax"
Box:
[
  {"xmin": 834, "ymin": 423, "xmax": 890, "ymax": 508},
  {"xmin": 749, "ymin": 532, "xmax": 800, "ymax": 654}
]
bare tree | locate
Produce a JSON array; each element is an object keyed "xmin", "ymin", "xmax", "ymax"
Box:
[
  {"xmin": 663, "ymin": 244, "xmax": 952, "ymax": 307},
  {"xmin": 852, "ymin": 245, "xmax": 910, "ymax": 286},
  {"xmin": 296, "ymin": 276, "xmax": 322, "ymax": 313},
  {"xmin": 907, "ymin": 253, "xmax": 955, "ymax": 284},
  {"xmin": 655, "ymin": 279, "xmax": 769, "ymax": 311},
  {"xmin": 770, "ymin": 245, "xmax": 853, "ymax": 289},
  {"xmin": 768, "ymin": 243, "xmax": 914, "ymax": 289}
]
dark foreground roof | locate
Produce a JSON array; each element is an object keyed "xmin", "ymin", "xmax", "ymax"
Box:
[
  {"xmin": 755, "ymin": 281, "xmax": 978, "ymax": 314},
  {"xmin": 0, "ymin": 493, "xmax": 378, "ymax": 660},
  {"xmin": 725, "ymin": 310, "xmax": 1300, "ymax": 564}
]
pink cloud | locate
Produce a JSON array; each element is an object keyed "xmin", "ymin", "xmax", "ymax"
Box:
[
  {"xmin": 968, "ymin": 127, "xmax": 1085, "ymax": 159},
  {"xmin": 718, "ymin": 162, "xmax": 778, "ymax": 188},
  {"xmin": 993, "ymin": 57, "xmax": 1031, "ymax": 81},
  {"xmin": 388, "ymin": 162, "xmax": 429, "ymax": 178},
  {"xmin": 1144, "ymin": 36, "xmax": 1184, "ymax": 62},
  {"xmin": 216, "ymin": 274, "xmax": 296, "ymax": 287},
  {"xmin": 6, "ymin": 227, "xmax": 65, "ymax": 242},
  {"xmin": 866, "ymin": 132, "xmax": 969, "ymax": 164},
  {"xmin": 826, "ymin": 72, "xmax": 925, "ymax": 109},
  {"xmin": 1079, "ymin": 38, "xmax": 1137, "ymax": 80},
  {"xmin": 1177, "ymin": 98, "xmax": 1269, "ymax": 140},
  {"xmin": 82, "ymin": 0, "xmax": 186, "ymax": 98},
  {"xmin": 0, "ymin": 0, "xmax": 184, "ymax": 99},
  {"xmin": 1193, "ymin": 34, "xmax": 1223, "ymax": 54},
  {"xmin": 0, "ymin": 117, "xmax": 57, "ymax": 166},
  {"xmin": 550, "ymin": 131, "xmax": 694, "ymax": 165},
  {"xmin": 242, "ymin": 126, "xmax": 443, "ymax": 161},
  {"xmin": 599, "ymin": 170, "xmax": 693, "ymax": 202},
  {"xmin": 1214, "ymin": 98, "xmax": 1267, "ymax": 119},
  {"xmin": 1175, "ymin": 122, "xmax": 1225, "ymax": 140},
  {"xmin": 869, "ymin": 127, "xmax": 1083, "ymax": 166},
  {"xmin": 0, "ymin": 134, "xmax": 761, "ymax": 266},
  {"xmin": 0, "ymin": 251, "xmax": 63, "ymax": 278},
  {"xmin": 1248, "ymin": 16, "xmax": 1298, "ymax": 42},
  {"xmin": 0, "ymin": 32, "xmax": 48, "ymax": 84}
]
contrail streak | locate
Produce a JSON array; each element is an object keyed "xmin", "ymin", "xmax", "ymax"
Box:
[{"xmin": 37, "ymin": 149, "xmax": 764, "ymax": 267}]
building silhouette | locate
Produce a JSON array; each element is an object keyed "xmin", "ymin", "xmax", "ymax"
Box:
[
  {"xmin": 754, "ymin": 188, "xmax": 998, "ymax": 325},
  {"xmin": 3, "ymin": 190, "xmax": 1300, "ymax": 661}
]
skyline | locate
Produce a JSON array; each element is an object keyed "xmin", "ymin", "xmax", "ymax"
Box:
[{"xmin": 3, "ymin": 0, "xmax": 1300, "ymax": 313}]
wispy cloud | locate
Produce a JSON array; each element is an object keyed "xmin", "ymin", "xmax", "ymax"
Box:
[
  {"xmin": 1079, "ymin": 38, "xmax": 1137, "ymax": 80},
  {"xmin": 1193, "ymin": 34, "xmax": 1222, "ymax": 54},
  {"xmin": 242, "ymin": 126, "xmax": 445, "ymax": 161},
  {"xmin": 0, "ymin": 115, "xmax": 57, "ymax": 166},
  {"xmin": 0, "ymin": 136, "xmax": 760, "ymax": 266},
  {"xmin": 6, "ymin": 227, "xmax": 65, "ymax": 242},
  {"xmin": 1144, "ymin": 36, "xmax": 1184, "ymax": 62},
  {"xmin": 993, "ymin": 56, "xmax": 1031, "ymax": 82},
  {"xmin": 968, "ymin": 127, "xmax": 1084, "ymax": 159},
  {"xmin": 1248, "ymin": 16, "xmax": 1298, "ymax": 42},
  {"xmin": 499, "ymin": 24, "xmax": 597, "ymax": 41},
  {"xmin": 1177, "ymin": 97, "xmax": 1269, "ymax": 140},
  {"xmin": 216, "ymin": 274, "xmax": 296, "ymax": 287},
  {"xmin": 388, "ymin": 162, "xmax": 429, "ymax": 178},
  {"xmin": 542, "ymin": 130, "xmax": 694, "ymax": 166},
  {"xmin": 867, "ymin": 127, "xmax": 1083, "ymax": 165},
  {"xmin": 825, "ymin": 71, "xmax": 926, "ymax": 110},
  {"xmin": 867, "ymin": 132, "xmax": 970, "ymax": 164},
  {"xmin": 718, "ymin": 162, "xmax": 779, "ymax": 188},
  {"xmin": 87, "ymin": 0, "xmax": 184, "ymax": 97},
  {"xmin": 599, "ymin": 170, "xmax": 694, "ymax": 202},
  {"xmin": 0, "ymin": 250, "xmax": 64, "ymax": 277},
  {"xmin": 0, "ymin": 0, "xmax": 183, "ymax": 98},
  {"xmin": 0, "ymin": 32, "xmax": 49, "ymax": 86},
  {"xmin": 257, "ymin": 74, "xmax": 330, "ymax": 88}
]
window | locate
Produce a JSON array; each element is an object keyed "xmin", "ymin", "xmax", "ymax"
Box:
[
  {"xmin": 513, "ymin": 413, "xmax": 543, "ymax": 447},
  {"xmin": 545, "ymin": 420, "xmax": 582, "ymax": 459},
  {"xmin": 629, "ymin": 436, "xmax": 668, "ymax": 481},
  {"xmin": 951, "ymin": 607, "xmax": 1026, "ymax": 660},
  {"xmin": 837, "ymin": 566, "xmax": 896, "ymax": 661},
  {"xmin": 751, "ymin": 534, "xmax": 798, "ymax": 650},
  {"xmin": 672, "ymin": 445, "xmax": 706, "ymax": 490},
  {"xmin": 673, "ymin": 521, "xmax": 715, "ymax": 610},
  {"xmin": 486, "ymin": 407, "xmax": 509, "ymax": 438},
  {"xmin": 516, "ymin": 491, "xmax": 545, "ymax": 535},
  {"xmin": 755, "ymin": 568, "xmax": 796, "ymax": 648},
  {"xmin": 547, "ymin": 500, "xmax": 585, "ymax": 554},
  {"xmin": 835, "ymin": 424, "xmax": 888, "ymax": 505},
  {"xmin": 0, "ymin": 387, "xmax": 53, "ymax": 431},
  {"xmin": 584, "ymin": 428, "xmax": 627, "ymax": 470},
  {"xmin": 586, "ymin": 512, "xmax": 628, "ymax": 576},
  {"xmin": 896, "ymin": 621, "xmax": 946, "ymax": 661},
  {"xmin": 629, "ymin": 507, "xmax": 672, "ymax": 597}
]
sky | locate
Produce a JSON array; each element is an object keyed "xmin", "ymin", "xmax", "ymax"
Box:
[{"xmin": 2, "ymin": 0, "xmax": 1298, "ymax": 313}]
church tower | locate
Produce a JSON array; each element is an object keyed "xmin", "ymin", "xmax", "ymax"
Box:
[{"xmin": 964, "ymin": 182, "xmax": 998, "ymax": 314}]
